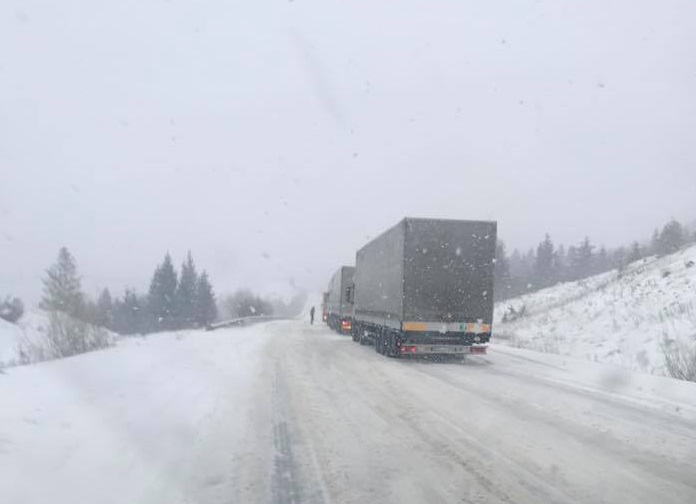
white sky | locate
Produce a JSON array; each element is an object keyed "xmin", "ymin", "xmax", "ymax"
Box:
[{"xmin": 1, "ymin": 0, "xmax": 695, "ymax": 303}]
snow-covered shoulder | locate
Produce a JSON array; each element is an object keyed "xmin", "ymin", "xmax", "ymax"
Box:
[{"xmin": 0, "ymin": 324, "xmax": 272, "ymax": 504}]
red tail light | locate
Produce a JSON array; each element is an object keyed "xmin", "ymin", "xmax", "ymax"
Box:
[
  {"xmin": 341, "ymin": 320, "xmax": 351, "ymax": 330},
  {"xmin": 400, "ymin": 345, "xmax": 417, "ymax": 354},
  {"xmin": 470, "ymin": 346, "xmax": 487, "ymax": 354}
]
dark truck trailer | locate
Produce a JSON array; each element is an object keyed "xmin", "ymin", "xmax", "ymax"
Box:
[
  {"xmin": 321, "ymin": 292, "xmax": 329, "ymax": 322},
  {"xmin": 352, "ymin": 217, "xmax": 497, "ymax": 357},
  {"xmin": 326, "ymin": 266, "xmax": 355, "ymax": 334}
]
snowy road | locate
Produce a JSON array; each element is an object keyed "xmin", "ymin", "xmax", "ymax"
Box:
[
  {"xmin": 248, "ymin": 322, "xmax": 696, "ymax": 504},
  {"xmin": 2, "ymin": 320, "xmax": 696, "ymax": 504}
]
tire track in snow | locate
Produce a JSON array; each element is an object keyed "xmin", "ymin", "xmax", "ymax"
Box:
[
  {"xmin": 271, "ymin": 358, "xmax": 328, "ymax": 504},
  {"xmin": 272, "ymin": 362, "xmax": 303, "ymax": 504}
]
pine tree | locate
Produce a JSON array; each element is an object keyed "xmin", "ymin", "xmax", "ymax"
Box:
[
  {"xmin": 112, "ymin": 289, "xmax": 144, "ymax": 335},
  {"xmin": 494, "ymin": 241, "xmax": 511, "ymax": 300},
  {"xmin": 534, "ymin": 234, "xmax": 555, "ymax": 288},
  {"xmin": 147, "ymin": 253, "xmax": 178, "ymax": 331},
  {"xmin": 176, "ymin": 251, "xmax": 198, "ymax": 328},
  {"xmin": 612, "ymin": 246, "xmax": 627, "ymax": 271},
  {"xmin": 123, "ymin": 289, "xmax": 144, "ymax": 334},
  {"xmin": 657, "ymin": 219, "xmax": 684, "ymax": 255},
  {"xmin": 627, "ymin": 241, "xmax": 643, "ymax": 263},
  {"xmin": 651, "ymin": 229, "xmax": 660, "ymax": 255},
  {"xmin": 570, "ymin": 237, "xmax": 595, "ymax": 280},
  {"xmin": 95, "ymin": 288, "xmax": 113, "ymax": 328},
  {"xmin": 595, "ymin": 246, "xmax": 610, "ymax": 274},
  {"xmin": 195, "ymin": 271, "xmax": 217, "ymax": 327},
  {"xmin": 554, "ymin": 245, "xmax": 567, "ymax": 282},
  {"xmin": 40, "ymin": 247, "xmax": 85, "ymax": 318}
]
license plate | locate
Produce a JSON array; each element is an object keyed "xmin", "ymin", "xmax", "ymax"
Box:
[{"xmin": 431, "ymin": 346, "xmax": 451, "ymax": 352}]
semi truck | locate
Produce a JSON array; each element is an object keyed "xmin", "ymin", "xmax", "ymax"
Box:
[
  {"xmin": 352, "ymin": 217, "xmax": 497, "ymax": 357},
  {"xmin": 326, "ymin": 266, "xmax": 355, "ymax": 334}
]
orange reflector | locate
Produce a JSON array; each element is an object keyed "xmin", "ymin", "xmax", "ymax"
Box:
[{"xmin": 403, "ymin": 322, "xmax": 427, "ymax": 331}]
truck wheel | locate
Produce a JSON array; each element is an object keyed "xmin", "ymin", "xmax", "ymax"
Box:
[
  {"xmin": 375, "ymin": 333, "xmax": 382, "ymax": 354},
  {"xmin": 388, "ymin": 333, "xmax": 400, "ymax": 358}
]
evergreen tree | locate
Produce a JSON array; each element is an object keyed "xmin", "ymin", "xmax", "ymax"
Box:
[
  {"xmin": 94, "ymin": 288, "xmax": 113, "ymax": 328},
  {"xmin": 113, "ymin": 289, "xmax": 144, "ymax": 335},
  {"xmin": 508, "ymin": 249, "xmax": 523, "ymax": 278},
  {"xmin": 176, "ymin": 251, "xmax": 198, "ymax": 328},
  {"xmin": 650, "ymin": 228, "xmax": 660, "ymax": 255},
  {"xmin": 554, "ymin": 245, "xmax": 567, "ymax": 282},
  {"xmin": 612, "ymin": 246, "xmax": 627, "ymax": 271},
  {"xmin": 494, "ymin": 241, "xmax": 511, "ymax": 300},
  {"xmin": 40, "ymin": 247, "xmax": 85, "ymax": 318},
  {"xmin": 657, "ymin": 219, "xmax": 684, "ymax": 255},
  {"xmin": 195, "ymin": 271, "xmax": 217, "ymax": 327},
  {"xmin": 595, "ymin": 246, "xmax": 610, "ymax": 274},
  {"xmin": 147, "ymin": 253, "xmax": 178, "ymax": 331},
  {"xmin": 534, "ymin": 234, "xmax": 555, "ymax": 288},
  {"xmin": 627, "ymin": 241, "xmax": 643, "ymax": 263},
  {"xmin": 570, "ymin": 237, "xmax": 595, "ymax": 280}
]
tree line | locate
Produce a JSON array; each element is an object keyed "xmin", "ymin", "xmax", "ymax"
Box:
[
  {"xmin": 494, "ymin": 218, "xmax": 695, "ymax": 301},
  {"xmin": 38, "ymin": 247, "xmax": 217, "ymax": 335}
]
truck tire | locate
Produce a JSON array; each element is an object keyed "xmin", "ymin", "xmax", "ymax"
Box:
[{"xmin": 387, "ymin": 332, "xmax": 400, "ymax": 358}]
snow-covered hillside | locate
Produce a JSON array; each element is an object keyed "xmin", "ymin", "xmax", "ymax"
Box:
[
  {"xmin": 0, "ymin": 310, "xmax": 116, "ymax": 367},
  {"xmin": 493, "ymin": 244, "xmax": 696, "ymax": 377}
]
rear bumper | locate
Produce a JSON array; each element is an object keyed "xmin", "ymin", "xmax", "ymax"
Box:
[{"xmin": 401, "ymin": 344, "xmax": 487, "ymax": 356}]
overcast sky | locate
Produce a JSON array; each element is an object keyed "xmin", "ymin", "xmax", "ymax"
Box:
[{"xmin": 1, "ymin": 0, "xmax": 695, "ymax": 304}]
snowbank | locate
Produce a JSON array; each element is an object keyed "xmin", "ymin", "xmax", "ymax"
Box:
[
  {"xmin": 493, "ymin": 244, "xmax": 696, "ymax": 377},
  {"xmin": 0, "ymin": 324, "xmax": 272, "ymax": 504}
]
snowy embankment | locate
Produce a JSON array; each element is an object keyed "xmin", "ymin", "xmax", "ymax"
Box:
[
  {"xmin": 0, "ymin": 324, "xmax": 271, "ymax": 504},
  {"xmin": 0, "ymin": 309, "xmax": 116, "ymax": 367},
  {"xmin": 0, "ymin": 310, "xmax": 54, "ymax": 366},
  {"xmin": 493, "ymin": 244, "xmax": 696, "ymax": 377}
]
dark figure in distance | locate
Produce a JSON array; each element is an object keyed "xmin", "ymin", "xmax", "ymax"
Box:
[{"xmin": 310, "ymin": 306, "xmax": 315, "ymax": 325}]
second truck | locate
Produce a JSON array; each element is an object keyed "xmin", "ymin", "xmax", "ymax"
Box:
[{"xmin": 325, "ymin": 266, "xmax": 355, "ymax": 334}]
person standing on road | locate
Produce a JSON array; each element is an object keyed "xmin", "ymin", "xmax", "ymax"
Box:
[{"xmin": 310, "ymin": 306, "xmax": 316, "ymax": 325}]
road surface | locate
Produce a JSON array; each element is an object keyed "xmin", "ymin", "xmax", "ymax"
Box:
[
  {"xmin": 2, "ymin": 319, "xmax": 695, "ymax": 504},
  {"xmin": 234, "ymin": 321, "xmax": 696, "ymax": 504}
]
